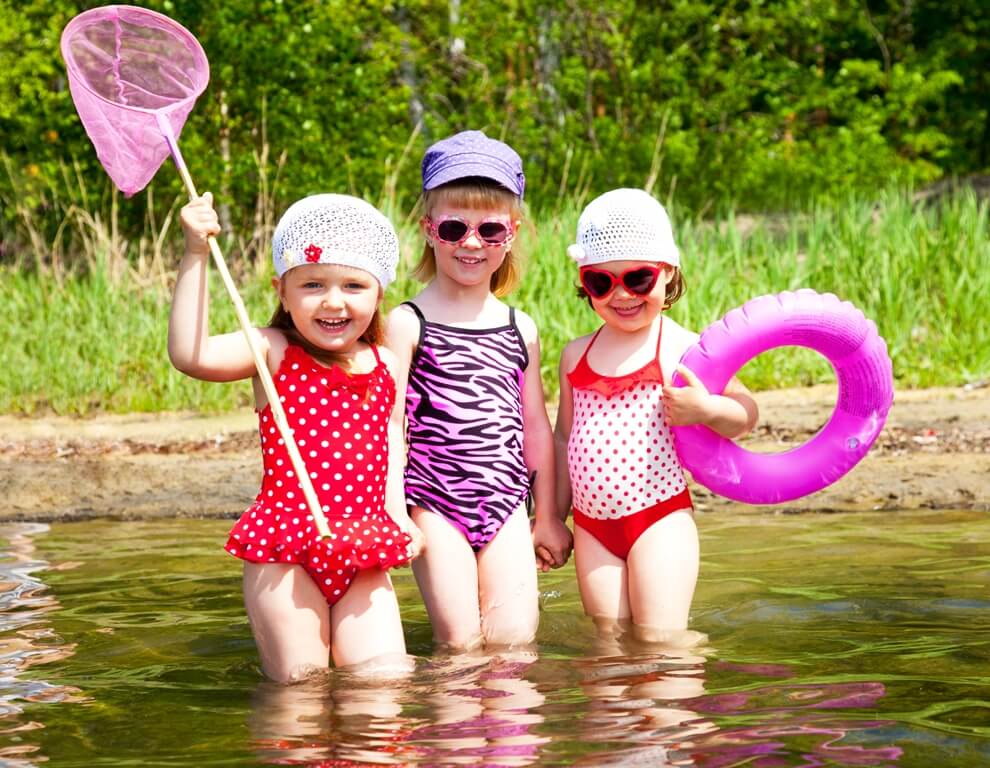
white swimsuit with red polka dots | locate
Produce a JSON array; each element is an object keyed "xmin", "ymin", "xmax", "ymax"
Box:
[
  {"xmin": 567, "ymin": 323, "xmax": 689, "ymax": 521},
  {"xmin": 225, "ymin": 344, "xmax": 411, "ymax": 605}
]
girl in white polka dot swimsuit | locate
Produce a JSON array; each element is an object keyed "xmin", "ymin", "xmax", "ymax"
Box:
[
  {"xmin": 171, "ymin": 193, "xmax": 424, "ymax": 682},
  {"xmin": 553, "ymin": 189, "xmax": 759, "ymax": 644}
]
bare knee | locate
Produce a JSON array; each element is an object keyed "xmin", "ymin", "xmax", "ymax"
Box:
[
  {"xmin": 263, "ymin": 661, "xmax": 328, "ymax": 685},
  {"xmin": 419, "ymin": 606, "xmax": 485, "ymax": 651},
  {"xmin": 423, "ymin": 595, "xmax": 484, "ymax": 651},
  {"xmin": 631, "ymin": 623, "xmax": 707, "ymax": 649},
  {"xmin": 253, "ymin": 631, "xmax": 330, "ymax": 683},
  {"xmin": 479, "ymin": 572, "xmax": 538, "ymax": 647},
  {"xmin": 591, "ymin": 614, "xmax": 631, "ymax": 640},
  {"xmin": 242, "ymin": 563, "xmax": 330, "ymax": 681},
  {"xmin": 342, "ymin": 652, "xmax": 416, "ymax": 679},
  {"xmin": 484, "ymin": 624, "xmax": 536, "ymax": 647},
  {"xmin": 481, "ymin": 604, "xmax": 538, "ymax": 647},
  {"xmin": 436, "ymin": 632, "xmax": 486, "ymax": 653}
]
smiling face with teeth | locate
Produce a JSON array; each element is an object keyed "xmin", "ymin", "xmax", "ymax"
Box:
[
  {"xmin": 422, "ymin": 202, "xmax": 519, "ymax": 291},
  {"xmin": 586, "ymin": 259, "xmax": 676, "ymax": 334},
  {"xmin": 272, "ymin": 263, "xmax": 382, "ymax": 357}
]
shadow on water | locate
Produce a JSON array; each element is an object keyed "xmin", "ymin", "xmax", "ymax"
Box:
[{"xmin": 0, "ymin": 509, "xmax": 988, "ymax": 766}]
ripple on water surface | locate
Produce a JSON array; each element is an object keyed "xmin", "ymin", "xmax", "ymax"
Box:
[{"xmin": 0, "ymin": 509, "xmax": 987, "ymax": 766}]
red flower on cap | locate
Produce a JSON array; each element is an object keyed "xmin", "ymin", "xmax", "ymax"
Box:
[{"xmin": 304, "ymin": 244, "xmax": 322, "ymax": 262}]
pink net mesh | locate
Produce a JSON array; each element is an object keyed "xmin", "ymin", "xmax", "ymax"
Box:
[{"xmin": 61, "ymin": 5, "xmax": 209, "ymax": 196}]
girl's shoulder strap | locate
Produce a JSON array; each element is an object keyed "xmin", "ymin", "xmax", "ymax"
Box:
[
  {"xmin": 506, "ymin": 305, "xmax": 530, "ymax": 370},
  {"xmin": 565, "ymin": 327, "xmax": 606, "ymax": 390},
  {"xmin": 401, "ymin": 301, "xmax": 426, "ymax": 322},
  {"xmin": 275, "ymin": 342, "xmax": 314, "ymax": 379},
  {"xmin": 399, "ymin": 301, "xmax": 427, "ymax": 360},
  {"xmin": 577, "ymin": 326, "xmax": 606, "ymax": 366}
]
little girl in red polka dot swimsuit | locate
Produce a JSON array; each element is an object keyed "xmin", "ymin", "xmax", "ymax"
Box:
[
  {"xmin": 553, "ymin": 189, "xmax": 759, "ymax": 647},
  {"xmin": 171, "ymin": 192, "xmax": 424, "ymax": 682}
]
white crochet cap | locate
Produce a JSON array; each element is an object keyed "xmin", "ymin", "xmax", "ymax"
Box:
[
  {"xmin": 567, "ymin": 188, "xmax": 680, "ymax": 268},
  {"xmin": 272, "ymin": 194, "xmax": 398, "ymax": 287}
]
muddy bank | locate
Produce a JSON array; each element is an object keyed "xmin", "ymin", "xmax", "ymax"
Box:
[{"xmin": 1, "ymin": 386, "xmax": 988, "ymax": 523}]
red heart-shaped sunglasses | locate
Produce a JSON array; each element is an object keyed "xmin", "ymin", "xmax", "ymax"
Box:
[{"xmin": 579, "ymin": 264, "xmax": 663, "ymax": 299}]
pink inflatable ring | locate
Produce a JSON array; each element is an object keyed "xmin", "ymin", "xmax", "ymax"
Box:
[{"xmin": 671, "ymin": 289, "xmax": 894, "ymax": 504}]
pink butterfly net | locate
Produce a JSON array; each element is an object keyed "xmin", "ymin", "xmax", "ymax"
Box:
[
  {"xmin": 60, "ymin": 4, "xmax": 209, "ymax": 196},
  {"xmin": 60, "ymin": 5, "xmax": 334, "ymax": 539}
]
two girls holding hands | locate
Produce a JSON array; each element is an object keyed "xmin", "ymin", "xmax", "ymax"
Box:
[{"xmin": 388, "ymin": 137, "xmax": 752, "ymax": 653}]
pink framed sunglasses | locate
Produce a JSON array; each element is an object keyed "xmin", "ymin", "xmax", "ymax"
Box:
[
  {"xmin": 425, "ymin": 215, "xmax": 515, "ymax": 247},
  {"xmin": 579, "ymin": 264, "xmax": 663, "ymax": 299}
]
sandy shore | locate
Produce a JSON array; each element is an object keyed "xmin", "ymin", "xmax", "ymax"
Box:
[{"xmin": 1, "ymin": 385, "xmax": 988, "ymax": 522}]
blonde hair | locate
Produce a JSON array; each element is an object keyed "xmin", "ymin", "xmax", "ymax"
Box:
[{"xmin": 414, "ymin": 179, "xmax": 525, "ymax": 297}]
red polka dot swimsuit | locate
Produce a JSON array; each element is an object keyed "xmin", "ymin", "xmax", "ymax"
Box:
[
  {"xmin": 566, "ymin": 320, "xmax": 692, "ymax": 560},
  {"xmin": 225, "ymin": 344, "xmax": 412, "ymax": 605}
]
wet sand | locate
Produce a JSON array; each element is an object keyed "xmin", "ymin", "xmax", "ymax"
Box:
[{"xmin": 1, "ymin": 386, "xmax": 988, "ymax": 522}]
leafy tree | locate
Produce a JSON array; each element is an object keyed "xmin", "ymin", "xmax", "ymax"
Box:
[{"xmin": 0, "ymin": 0, "xmax": 983, "ymax": 267}]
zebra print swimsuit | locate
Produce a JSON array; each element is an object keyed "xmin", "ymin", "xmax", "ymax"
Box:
[{"xmin": 402, "ymin": 301, "xmax": 531, "ymax": 551}]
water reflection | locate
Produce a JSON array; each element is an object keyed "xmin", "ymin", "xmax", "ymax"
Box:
[
  {"xmin": 0, "ymin": 524, "xmax": 86, "ymax": 767},
  {"xmin": 1, "ymin": 513, "xmax": 987, "ymax": 766},
  {"xmin": 406, "ymin": 652, "xmax": 548, "ymax": 765},
  {"xmin": 249, "ymin": 673, "xmax": 414, "ymax": 765},
  {"xmin": 686, "ymin": 662, "xmax": 903, "ymax": 767},
  {"xmin": 562, "ymin": 648, "xmax": 907, "ymax": 767},
  {"xmin": 248, "ymin": 652, "xmax": 548, "ymax": 766},
  {"xmin": 572, "ymin": 646, "xmax": 715, "ymax": 766}
]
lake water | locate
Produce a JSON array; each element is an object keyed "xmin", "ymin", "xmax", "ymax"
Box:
[{"xmin": 0, "ymin": 509, "xmax": 987, "ymax": 766}]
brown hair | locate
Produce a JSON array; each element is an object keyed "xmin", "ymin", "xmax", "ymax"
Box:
[
  {"xmin": 268, "ymin": 304, "xmax": 384, "ymax": 369},
  {"xmin": 576, "ymin": 267, "xmax": 686, "ymax": 310},
  {"xmin": 413, "ymin": 178, "xmax": 525, "ymax": 298}
]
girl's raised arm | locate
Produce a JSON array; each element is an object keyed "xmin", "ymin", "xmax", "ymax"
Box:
[{"xmin": 168, "ymin": 193, "xmax": 270, "ymax": 382}]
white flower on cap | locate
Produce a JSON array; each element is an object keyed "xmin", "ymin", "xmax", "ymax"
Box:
[
  {"xmin": 272, "ymin": 194, "xmax": 399, "ymax": 287},
  {"xmin": 569, "ymin": 188, "xmax": 680, "ymax": 268}
]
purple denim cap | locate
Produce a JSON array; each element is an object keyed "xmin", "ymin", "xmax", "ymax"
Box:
[{"xmin": 421, "ymin": 130, "xmax": 526, "ymax": 198}]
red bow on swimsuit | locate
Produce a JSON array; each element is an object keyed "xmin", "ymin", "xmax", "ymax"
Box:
[{"xmin": 320, "ymin": 362, "xmax": 374, "ymax": 400}]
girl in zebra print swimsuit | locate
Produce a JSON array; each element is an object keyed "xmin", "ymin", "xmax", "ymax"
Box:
[{"xmin": 387, "ymin": 131, "xmax": 573, "ymax": 650}]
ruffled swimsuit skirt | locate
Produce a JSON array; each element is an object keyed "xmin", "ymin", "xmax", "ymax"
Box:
[{"xmin": 225, "ymin": 345, "xmax": 411, "ymax": 605}]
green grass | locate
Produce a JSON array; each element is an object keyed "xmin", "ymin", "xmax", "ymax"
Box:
[{"xmin": 2, "ymin": 189, "xmax": 987, "ymax": 415}]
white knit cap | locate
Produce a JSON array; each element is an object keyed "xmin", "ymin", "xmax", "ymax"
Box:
[
  {"xmin": 567, "ymin": 188, "xmax": 680, "ymax": 268},
  {"xmin": 272, "ymin": 194, "xmax": 398, "ymax": 287}
]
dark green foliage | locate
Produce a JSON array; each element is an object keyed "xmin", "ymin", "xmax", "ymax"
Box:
[{"xmin": 0, "ymin": 0, "xmax": 986, "ymax": 260}]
